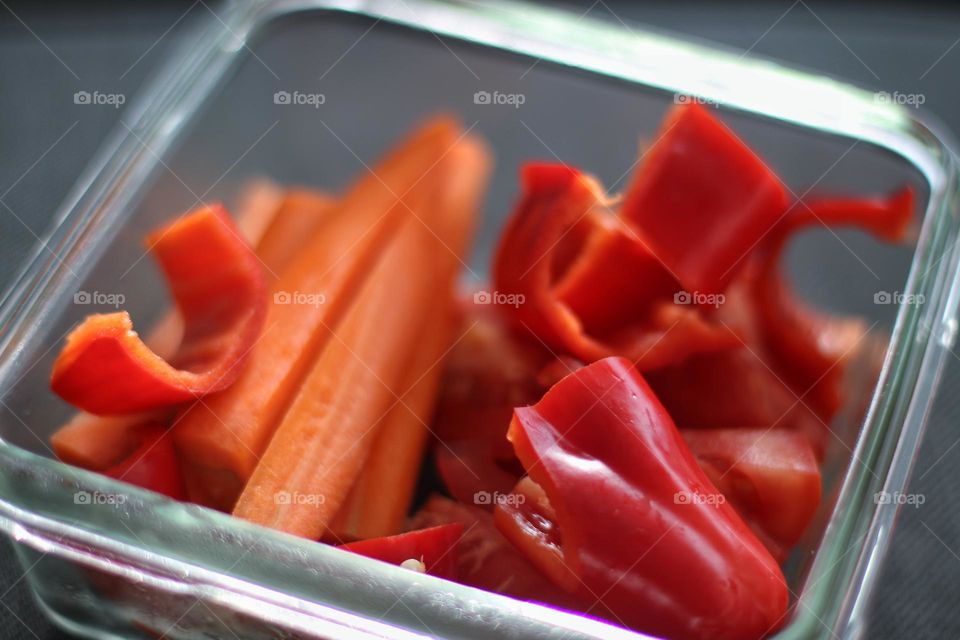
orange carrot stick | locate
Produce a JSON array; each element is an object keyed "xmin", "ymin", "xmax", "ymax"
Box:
[
  {"xmin": 173, "ymin": 117, "xmax": 463, "ymax": 510},
  {"xmin": 232, "ymin": 133, "xmax": 489, "ymax": 539},
  {"xmin": 330, "ymin": 139, "xmax": 491, "ymax": 540},
  {"xmin": 49, "ymin": 182, "xmax": 324, "ymax": 469}
]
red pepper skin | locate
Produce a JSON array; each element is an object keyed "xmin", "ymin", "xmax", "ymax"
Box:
[
  {"xmin": 493, "ymin": 164, "xmax": 736, "ymax": 368},
  {"xmin": 647, "ymin": 348, "xmax": 828, "ymax": 459},
  {"xmin": 621, "ymin": 104, "xmax": 788, "ymax": 295},
  {"xmin": 51, "ymin": 205, "xmax": 267, "ymax": 415},
  {"xmin": 338, "ymin": 524, "xmax": 463, "ymax": 580},
  {"xmin": 681, "ymin": 428, "xmax": 822, "ymax": 560},
  {"xmin": 104, "ymin": 425, "xmax": 186, "ymax": 500},
  {"xmin": 752, "ymin": 187, "xmax": 914, "ymax": 421},
  {"xmin": 410, "ymin": 495, "xmax": 585, "ymax": 610},
  {"xmin": 503, "ymin": 357, "xmax": 788, "ymax": 640}
]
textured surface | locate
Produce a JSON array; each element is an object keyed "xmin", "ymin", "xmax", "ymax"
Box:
[{"xmin": 1, "ymin": 1, "xmax": 958, "ymax": 638}]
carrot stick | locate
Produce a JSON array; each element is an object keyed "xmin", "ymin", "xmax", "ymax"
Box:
[
  {"xmin": 232, "ymin": 133, "xmax": 490, "ymax": 539},
  {"xmin": 49, "ymin": 181, "xmax": 321, "ymax": 469},
  {"xmin": 173, "ymin": 117, "xmax": 463, "ymax": 510},
  {"xmin": 330, "ymin": 138, "xmax": 491, "ymax": 540},
  {"xmin": 255, "ymin": 188, "xmax": 334, "ymax": 276}
]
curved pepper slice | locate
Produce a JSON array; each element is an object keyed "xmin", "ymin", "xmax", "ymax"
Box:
[
  {"xmin": 752, "ymin": 187, "xmax": 914, "ymax": 420},
  {"xmin": 620, "ymin": 103, "xmax": 788, "ymax": 295},
  {"xmin": 493, "ymin": 164, "xmax": 736, "ymax": 368},
  {"xmin": 338, "ymin": 523, "xmax": 463, "ymax": 580},
  {"xmin": 51, "ymin": 204, "xmax": 267, "ymax": 415},
  {"xmin": 499, "ymin": 357, "xmax": 788, "ymax": 640}
]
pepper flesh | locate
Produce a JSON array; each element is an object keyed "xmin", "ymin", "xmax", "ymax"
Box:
[
  {"xmin": 103, "ymin": 424, "xmax": 186, "ymax": 501},
  {"xmin": 681, "ymin": 427, "xmax": 822, "ymax": 561},
  {"xmin": 50, "ymin": 204, "xmax": 267, "ymax": 415},
  {"xmin": 502, "ymin": 356, "xmax": 788, "ymax": 640},
  {"xmin": 338, "ymin": 524, "xmax": 464, "ymax": 580},
  {"xmin": 620, "ymin": 103, "xmax": 788, "ymax": 294},
  {"xmin": 493, "ymin": 163, "xmax": 737, "ymax": 368}
]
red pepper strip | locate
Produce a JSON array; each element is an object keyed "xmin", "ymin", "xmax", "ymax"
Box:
[
  {"xmin": 681, "ymin": 428, "xmax": 822, "ymax": 561},
  {"xmin": 410, "ymin": 495, "xmax": 587, "ymax": 610},
  {"xmin": 620, "ymin": 103, "xmax": 788, "ymax": 295},
  {"xmin": 493, "ymin": 163, "xmax": 737, "ymax": 368},
  {"xmin": 647, "ymin": 348, "xmax": 828, "ymax": 459},
  {"xmin": 51, "ymin": 204, "xmax": 267, "ymax": 415},
  {"xmin": 104, "ymin": 424, "xmax": 186, "ymax": 500},
  {"xmin": 752, "ymin": 187, "xmax": 914, "ymax": 421},
  {"xmin": 789, "ymin": 187, "xmax": 915, "ymax": 243},
  {"xmin": 338, "ymin": 524, "xmax": 463, "ymax": 580},
  {"xmin": 500, "ymin": 357, "xmax": 788, "ymax": 640},
  {"xmin": 553, "ymin": 212, "xmax": 677, "ymax": 335}
]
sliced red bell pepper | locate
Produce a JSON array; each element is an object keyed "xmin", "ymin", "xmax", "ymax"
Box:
[
  {"xmin": 410, "ymin": 495, "xmax": 586, "ymax": 610},
  {"xmin": 432, "ymin": 303, "xmax": 547, "ymax": 506},
  {"xmin": 51, "ymin": 204, "xmax": 267, "ymax": 415},
  {"xmin": 681, "ymin": 428, "xmax": 822, "ymax": 561},
  {"xmin": 500, "ymin": 357, "xmax": 788, "ymax": 640},
  {"xmin": 104, "ymin": 424, "xmax": 186, "ymax": 500},
  {"xmin": 789, "ymin": 187, "xmax": 915, "ymax": 242},
  {"xmin": 338, "ymin": 523, "xmax": 463, "ymax": 580},
  {"xmin": 647, "ymin": 348, "xmax": 828, "ymax": 458},
  {"xmin": 620, "ymin": 103, "xmax": 788, "ymax": 295},
  {"xmin": 493, "ymin": 163, "xmax": 736, "ymax": 369},
  {"xmin": 751, "ymin": 187, "xmax": 914, "ymax": 421}
]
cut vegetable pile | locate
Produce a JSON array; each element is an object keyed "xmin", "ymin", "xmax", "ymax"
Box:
[{"xmin": 49, "ymin": 106, "xmax": 915, "ymax": 640}]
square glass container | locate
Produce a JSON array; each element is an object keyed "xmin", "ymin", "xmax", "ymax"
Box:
[{"xmin": 0, "ymin": 1, "xmax": 959, "ymax": 638}]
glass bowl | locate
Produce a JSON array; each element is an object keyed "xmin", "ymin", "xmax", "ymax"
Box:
[{"xmin": 0, "ymin": 1, "xmax": 958, "ymax": 638}]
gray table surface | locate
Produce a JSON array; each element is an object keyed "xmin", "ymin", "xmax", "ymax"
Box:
[{"xmin": 1, "ymin": 1, "xmax": 959, "ymax": 638}]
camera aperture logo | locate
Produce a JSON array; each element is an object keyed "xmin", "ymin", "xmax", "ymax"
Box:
[
  {"xmin": 473, "ymin": 490, "xmax": 525, "ymax": 507},
  {"xmin": 674, "ymin": 290, "xmax": 725, "ymax": 309},
  {"xmin": 74, "ymin": 490, "xmax": 126, "ymax": 506},
  {"xmin": 74, "ymin": 290, "xmax": 125, "ymax": 308},
  {"xmin": 874, "ymin": 491, "xmax": 924, "ymax": 508},
  {"xmin": 674, "ymin": 490, "xmax": 725, "ymax": 507},
  {"xmin": 874, "ymin": 291, "xmax": 924, "ymax": 306},
  {"xmin": 274, "ymin": 90, "xmax": 326, "ymax": 108},
  {"xmin": 473, "ymin": 289, "xmax": 525, "ymax": 308},
  {"xmin": 74, "ymin": 90, "xmax": 125, "ymax": 109},
  {"xmin": 275, "ymin": 490, "xmax": 325, "ymax": 505},
  {"xmin": 874, "ymin": 91, "xmax": 925, "ymax": 107},
  {"xmin": 673, "ymin": 94, "xmax": 718, "ymax": 107},
  {"xmin": 473, "ymin": 90, "xmax": 525, "ymax": 109},
  {"xmin": 274, "ymin": 290, "xmax": 326, "ymax": 307}
]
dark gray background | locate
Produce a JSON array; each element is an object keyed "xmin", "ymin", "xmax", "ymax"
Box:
[{"xmin": 1, "ymin": 1, "xmax": 959, "ymax": 638}]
